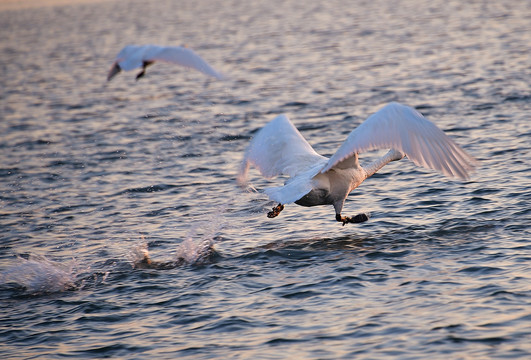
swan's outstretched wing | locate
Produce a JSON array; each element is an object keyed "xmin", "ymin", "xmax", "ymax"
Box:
[
  {"xmin": 238, "ymin": 114, "xmax": 327, "ymax": 186},
  {"xmin": 152, "ymin": 46, "xmax": 225, "ymax": 80},
  {"xmin": 321, "ymin": 102, "xmax": 477, "ymax": 179},
  {"xmin": 107, "ymin": 45, "xmax": 225, "ymax": 80}
]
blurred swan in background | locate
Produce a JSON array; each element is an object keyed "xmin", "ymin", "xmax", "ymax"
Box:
[
  {"xmin": 107, "ymin": 44, "xmax": 226, "ymax": 81},
  {"xmin": 238, "ymin": 102, "xmax": 477, "ymax": 225}
]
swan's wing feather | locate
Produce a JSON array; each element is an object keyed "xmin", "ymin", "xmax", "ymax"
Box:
[
  {"xmin": 238, "ymin": 114, "xmax": 327, "ymax": 185},
  {"xmin": 147, "ymin": 46, "xmax": 225, "ymax": 79},
  {"xmin": 321, "ymin": 102, "xmax": 477, "ymax": 179}
]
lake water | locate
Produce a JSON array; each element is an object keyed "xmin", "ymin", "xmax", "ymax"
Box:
[{"xmin": 1, "ymin": 0, "xmax": 530, "ymax": 358}]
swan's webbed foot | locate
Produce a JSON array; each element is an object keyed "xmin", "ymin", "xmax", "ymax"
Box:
[
  {"xmin": 267, "ymin": 203, "xmax": 284, "ymax": 218},
  {"xmin": 135, "ymin": 61, "xmax": 154, "ymax": 80},
  {"xmin": 135, "ymin": 69, "xmax": 146, "ymax": 80},
  {"xmin": 336, "ymin": 213, "xmax": 369, "ymax": 226}
]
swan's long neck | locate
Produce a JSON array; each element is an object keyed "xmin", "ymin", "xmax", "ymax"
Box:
[{"xmin": 363, "ymin": 149, "xmax": 405, "ymax": 179}]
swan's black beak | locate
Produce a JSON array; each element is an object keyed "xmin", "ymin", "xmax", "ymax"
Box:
[{"xmin": 107, "ymin": 63, "xmax": 121, "ymax": 81}]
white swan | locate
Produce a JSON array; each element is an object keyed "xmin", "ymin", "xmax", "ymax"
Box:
[
  {"xmin": 238, "ymin": 102, "xmax": 477, "ymax": 225},
  {"xmin": 107, "ymin": 45, "xmax": 225, "ymax": 81}
]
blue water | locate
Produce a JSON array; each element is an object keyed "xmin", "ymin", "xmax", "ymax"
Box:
[{"xmin": 1, "ymin": 0, "xmax": 530, "ymax": 358}]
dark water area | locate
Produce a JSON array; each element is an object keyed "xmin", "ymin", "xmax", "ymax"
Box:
[{"xmin": 1, "ymin": 0, "xmax": 530, "ymax": 358}]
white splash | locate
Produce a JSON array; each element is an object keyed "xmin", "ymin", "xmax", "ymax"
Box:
[
  {"xmin": 176, "ymin": 236, "xmax": 215, "ymax": 265},
  {"xmin": 128, "ymin": 214, "xmax": 224, "ymax": 269},
  {"xmin": 175, "ymin": 212, "xmax": 225, "ymax": 265},
  {"xmin": 0, "ymin": 255, "xmax": 80, "ymax": 295},
  {"xmin": 126, "ymin": 241, "xmax": 151, "ymax": 267}
]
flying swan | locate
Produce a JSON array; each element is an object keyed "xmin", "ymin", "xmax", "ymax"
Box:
[
  {"xmin": 107, "ymin": 44, "xmax": 225, "ymax": 81},
  {"xmin": 237, "ymin": 102, "xmax": 477, "ymax": 225}
]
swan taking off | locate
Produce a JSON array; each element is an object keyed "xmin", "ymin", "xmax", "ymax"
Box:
[
  {"xmin": 107, "ymin": 45, "xmax": 225, "ymax": 81},
  {"xmin": 238, "ymin": 102, "xmax": 477, "ymax": 225}
]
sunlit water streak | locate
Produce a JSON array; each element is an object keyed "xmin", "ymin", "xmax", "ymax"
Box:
[{"xmin": 1, "ymin": 0, "xmax": 530, "ymax": 359}]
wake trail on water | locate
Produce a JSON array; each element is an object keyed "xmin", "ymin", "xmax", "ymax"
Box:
[{"xmin": 0, "ymin": 206, "xmax": 228, "ymax": 297}]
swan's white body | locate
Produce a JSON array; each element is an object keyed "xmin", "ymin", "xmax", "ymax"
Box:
[
  {"xmin": 238, "ymin": 102, "xmax": 477, "ymax": 224},
  {"xmin": 107, "ymin": 45, "xmax": 225, "ymax": 81}
]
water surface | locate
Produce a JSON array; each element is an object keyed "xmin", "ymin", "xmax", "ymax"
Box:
[{"xmin": 1, "ymin": 0, "xmax": 530, "ymax": 358}]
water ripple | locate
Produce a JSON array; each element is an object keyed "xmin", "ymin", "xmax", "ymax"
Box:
[{"xmin": 1, "ymin": 0, "xmax": 530, "ymax": 358}]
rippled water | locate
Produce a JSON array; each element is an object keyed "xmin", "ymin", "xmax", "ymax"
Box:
[{"xmin": 1, "ymin": 0, "xmax": 530, "ymax": 358}]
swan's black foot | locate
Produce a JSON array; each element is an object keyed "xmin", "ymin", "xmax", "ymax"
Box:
[
  {"xmin": 135, "ymin": 61, "xmax": 154, "ymax": 80},
  {"xmin": 336, "ymin": 213, "xmax": 369, "ymax": 226},
  {"xmin": 135, "ymin": 69, "xmax": 146, "ymax": 80},
  {"xmin": 267, "ymin": 203, "xmax": 284, "ymax": 218}
]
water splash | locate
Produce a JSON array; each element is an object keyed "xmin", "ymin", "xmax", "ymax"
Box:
[
  {"xmin": 0, "ymin": 255, "xmax": 82, "ymax": 295},
  {"xmin": 127, "ymin": 241, "xmax": 152, "ymax": 267},
  {"xmin": 131, "ymin": 215, "xmax": 223, "ymax": 269},
  {"xmin": 175, "ymin": 235, "xmax": 216, "ymax": 265},
  {"xmin": 176, "ymin": 208, "xmax": 225, "ymax": 265},
  {"xmin": 130, "ymin": 237, "xmax": 217, "ymax": 269}
]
